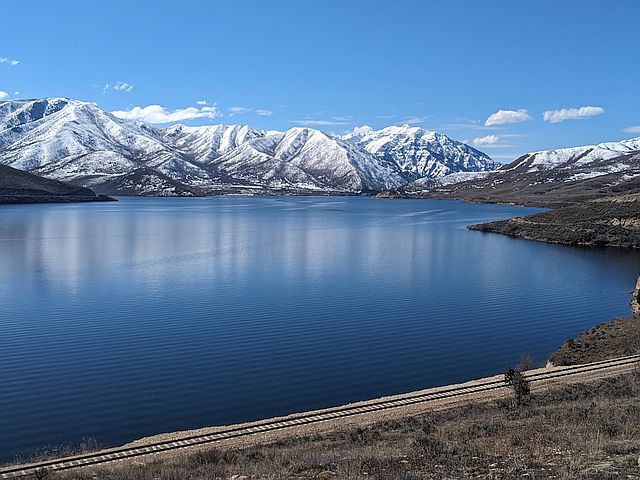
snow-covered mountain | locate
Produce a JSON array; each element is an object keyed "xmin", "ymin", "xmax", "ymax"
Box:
[
  {"xmin": 161, "ymin": 124, "xmax": 263, "ymax": 161},
  {"xmin": 499, "ymin": 138, "xmax": 640, "ymax": 179},
  {"xmin": 0, "ymin": 98, "xmax": 494, "ymax": 195},
  {"xmin": 384, "ymin": 136, "xmax": 640, "ymax": 206},
  {"xmin": 340, "ymin": 124, "xmax": 499, "ymax": 179},
  {"xmin": 0, "ymin": 97, "xmax": 203, "ymax": 195}
]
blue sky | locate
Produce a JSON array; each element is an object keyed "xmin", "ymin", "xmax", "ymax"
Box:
[{"xmin": 1, "ymin": 0, "xmax": 639, "ymax": 162}]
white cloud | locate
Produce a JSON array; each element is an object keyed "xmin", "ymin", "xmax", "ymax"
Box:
[
  {"xmin": 472, "ymin": 134, "xmax": 500, "ymax": 146},
  {"xmin": 228, "ymin": 106, "xmax": 273, "ymax": 117},
  {"xmin": 402, "ymin": 116, "xmax": 427, "ymax": 125},
  {"xmin": 293, "ymin": 119, "xmax": 349, "ymax": 126},
  {"xmin": 0, "ymin": 56, "xmax": 20, "ymax": 66},
  {"xmin": 490, "ymin": 153, "xmax": 520, "ymax": 161},
  {"xmin": 543, "ymin": 106, "xmax": 604, "ymax": 123},
  {"xmin": 111, "ymin": 104, "xmax": 222, "ymax": 124},
  {"xmin": 228, "ymin": 106, "xmax": 251, "ymax": 116},
  {"xmin": 114, "ymin": 81, "xmax": 133, "ymax": 92},
  {"xmin": 440, "ymin": 121, "xmax": 492, "ymax": 131},
  {"xmin": 103, "ymin": 81, "xmax": 134, "ymax": 93},
  {"xmin": 484, "ymin": 109, "xmax": 532, "ymax": 126},
  {"xmin": 623, "ymin": 125, "xmax": 640, "ymax": 134},
  {"xmin": 196, "ymin": 100, "xmax": 207, "ymax": 105},
  {"xmin": 350, "ymin": 125, "xmax": 374, "ymax": 136},
  {"xmin": 0, "ymin": 90, "xmax": 8, "ymax": 99}
]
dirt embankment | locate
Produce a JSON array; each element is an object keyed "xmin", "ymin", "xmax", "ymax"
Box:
[
  {"xmin": 45, "ymin": 371, "xmax": 640, "ymax": 480},
  {"xmin": 550, "ymin": 276, "xmax": 640, "ymax": 366}
]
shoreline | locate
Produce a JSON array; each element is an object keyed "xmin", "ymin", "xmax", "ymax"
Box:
[
  {"xmin": 466, "ymin": 198, "xmax": 640, "ymax": 249},
  {"xmin": 550, "ymin": 274, "xmax": 639, "ymax": 366},
  {"xmin": 0, "ymin": 194, "xmax": 115, "ymax": 205},
  {"xmin": 124, "ymin": 358, "xmax": 639, "ymax": 454},
  {"xmin": 5, "ymin": 356, "xmax": 638, "ymax": 475}
]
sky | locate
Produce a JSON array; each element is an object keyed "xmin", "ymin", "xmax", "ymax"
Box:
[{"xmin": 0, "ymin": 0, "xmax": 639, "ymax": 163}]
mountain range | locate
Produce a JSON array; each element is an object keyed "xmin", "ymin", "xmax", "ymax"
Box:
[
  {"xmin": 0, "ymin": 98, "xmax": 496, "ymax": 196},
  {"xmin": 381, "ymin": 136, "xmax": 640, "ymax": 207}
]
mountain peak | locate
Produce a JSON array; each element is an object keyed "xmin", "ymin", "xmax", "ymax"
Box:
[{"xmin": 339, "ymin": 125, "xmax": 497, "ymax": 180}]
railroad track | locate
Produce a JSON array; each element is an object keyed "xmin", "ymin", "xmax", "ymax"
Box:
[{"xmin": 2, "ymin": 354, "xmax": 639, "ymax": 479}]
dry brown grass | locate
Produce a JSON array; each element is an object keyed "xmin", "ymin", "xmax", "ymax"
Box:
[
  {"xmin": 41, "ymin": 370, "xmax": 640, "ymax": 480},
  {"xmin": 551, "ymin": 316, "xmax": 640, "ymax": 366}
]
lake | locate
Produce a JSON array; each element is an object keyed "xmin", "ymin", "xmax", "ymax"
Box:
[{"xmin": 1, "ymin": 196, "xmax": 639, "ymax": 461}]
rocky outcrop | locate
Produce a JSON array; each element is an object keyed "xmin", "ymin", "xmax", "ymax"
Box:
[
  {"xmin": 468, "ymin": 199, "xmax": 640, "ymax": 249},
  {"xmin": 631, "ymin": 275, "xmax": 640, "ymax": 316}
]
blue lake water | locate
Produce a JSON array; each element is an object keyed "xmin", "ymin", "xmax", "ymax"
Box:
[{"xmin": 1, "ymin": 196, "xmax": 640, "ymax": 461}]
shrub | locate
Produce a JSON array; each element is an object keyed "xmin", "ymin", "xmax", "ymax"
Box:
[
  {"xmin": 516, "ymin": 354, "xmax": 534, "ymax": 372},
  {"xmin": 187, "ymin": 448, "xmax": 224, "ymax": 466},
  {"xmin": 504, "ymin": 367, "xmax": 530, "ymax": 403},
  {"xmin": 412, "ymin": 434, "xmax": 447, "ymax": 459}
]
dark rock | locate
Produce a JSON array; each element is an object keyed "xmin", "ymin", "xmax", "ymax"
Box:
[{"xmin": 0, "ymin": 164, "xmax": 115, "ymax": 204}]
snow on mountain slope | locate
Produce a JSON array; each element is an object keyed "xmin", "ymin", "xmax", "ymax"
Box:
[
  {"xmin": 503, "ymin": 137, "xmax": 640, "ymax": 173},
  {"xmin": 341, "ymin": 124, "xmax": 499, "ymax": 179},
  {"xmin": 0, "ymin": 98, "xmax": 213, "ymax": 188},
  {"xmin": 387, "ymin": 136, "xmax": 640, "ymax": 206},
  {"xmin": 210, "ymin": 128, "xmax": 405, "ymax": 191},
  {"xmin": 162, "ymin": 124, "xmax": 264, "ymax": 162},
  {"xmin": 0, "ymin": 98, "xmax": 495, "ymax": 195}
]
